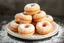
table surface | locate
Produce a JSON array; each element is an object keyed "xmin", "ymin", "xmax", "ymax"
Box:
[{"xmin": 0, "ymin": 15, "xmax": 64, "ymax": 43}]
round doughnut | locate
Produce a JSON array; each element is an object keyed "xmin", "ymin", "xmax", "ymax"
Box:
[
  {"xmin": 18, "ymin": 24, "xmax": 35, "ymax": 36},
  {"xmin": 33, "ymin": 11, "xmax": 46, "ymax": 22},
  {"xmin": 9, "ymin": 20, "xmax": 19, "ymax": 32},
  {"xmin": 36, "ymin": 21, "xmax": 52, "ymax": 34},
  {"xmin": 24, "ymin": 3, "xmax": 40, "ymax": 15},
  {"xmin": 15, "ymin": 13, "xmax": 32, "ymax": 24},
  {"xmin": 43, "ymin": 15, "xmax": 53, "ymax": 23}
]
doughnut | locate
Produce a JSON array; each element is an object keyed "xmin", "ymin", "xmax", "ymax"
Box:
[
  {"xmin": 36, "ymin": 21, "xmax": 52, "ymax": 34},
  {"xmin": 43, "ymin": 15, "xmax": 53, "ymax": 23},
  {"xmin": 24, "ymin": 3, "xmax": 40, "ymax": 15},
  {"xmin": 15, "ymin": 13, "xmax": 32, "ymax": 24},
  {"xmin": 9, "ymin": 20, "xmax": 19, "ymax": 32},
  {"xmin": 18, "ymin": 24, "xmax": 35, "ymax": 36},
  {"xmin": 33, "ymin": 11, "xmax": 46, "ymax": 22}
]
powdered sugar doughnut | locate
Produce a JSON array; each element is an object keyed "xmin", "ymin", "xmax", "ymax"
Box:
[
  {"xmin": 24, "ymin": 3, "xmax": 40, "ymax": 15},
  {"xmin": 9, "ymin": 20, "xmax": 19, "ymax": 32},
  {"xmin": 18, "ymin": 24, "xmax": 35, "ymax": 36},
  {"xmin": 36, "ymin": 21, "xmax": 52, "ymax": 34},
  {"xmin": 15, "ymin": 13, "xmax": 32, "ymax": 23},
  {"xmin": 43, "ymin": 15, "xmax": 53, "ymax": 23},
  {"xmin": 33, "ymin": 11, "xmax": 46, "ymax": 22}
]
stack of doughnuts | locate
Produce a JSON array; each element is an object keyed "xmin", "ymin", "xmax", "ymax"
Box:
[{"xmin": 9, "ymin": 3, "xmax": 54, "ymax": 36}]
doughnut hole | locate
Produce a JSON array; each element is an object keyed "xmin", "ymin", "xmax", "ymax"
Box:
[
  {"xmin": 42, "ymin": 23, "xmax": 47, "ymax": 27},
  {"xmin": 47, "ymin": 15, "xmax": 49, "ymax": 18},
  {"xmin": 16, "ymin": 21, "xmax": 20, "ymax": 24},
  {"xmin": 31, "ymin": 4, "xmax": 34, "ymax": 7},
  {"xmin": 37, "ymin": 12, "xmax": 40, "ymax": 14},
  {"xmin": 25, "ymin": 25, "xmax": 30, "ymax": 28}
]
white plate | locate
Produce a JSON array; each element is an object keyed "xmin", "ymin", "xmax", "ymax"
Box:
[{"xmin": 6, "ymin": 21, "xmax": 59, "ymax": 40}]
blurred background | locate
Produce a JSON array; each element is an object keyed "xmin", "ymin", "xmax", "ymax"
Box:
[{"xmin": 0, "ymin": 0, "xmax": 63, "ymax": 16}]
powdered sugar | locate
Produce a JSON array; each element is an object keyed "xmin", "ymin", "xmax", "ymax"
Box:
[
  {"xmin": 24, "ymin": 3, "xmax": 40, "ymax": 11},
  {"xmin": 18, "ymin": 24, "xmax": 35, "ymax": 32}
]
